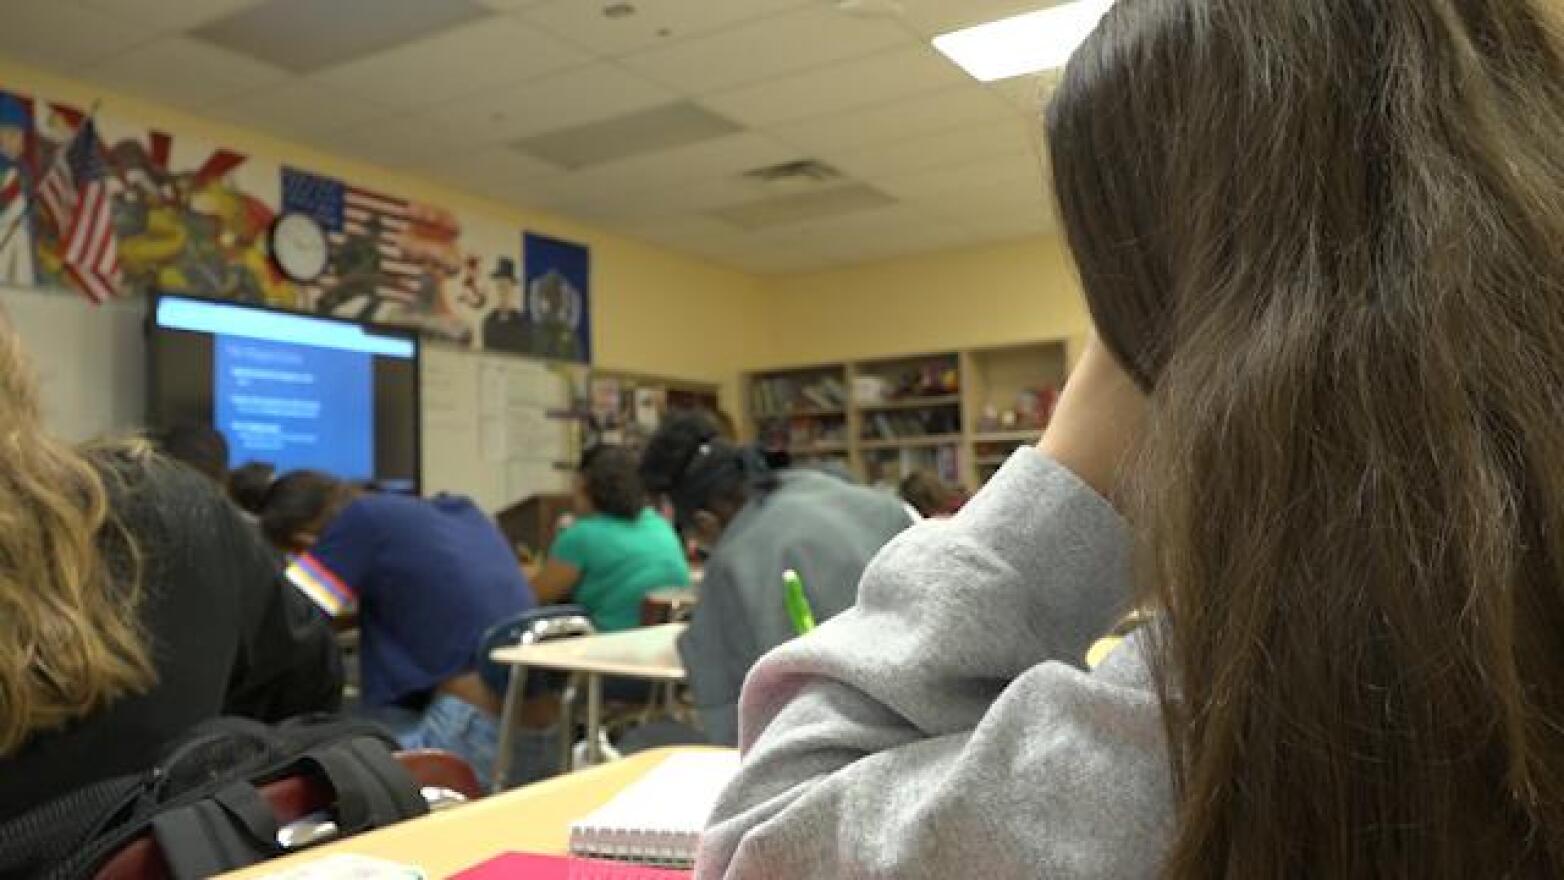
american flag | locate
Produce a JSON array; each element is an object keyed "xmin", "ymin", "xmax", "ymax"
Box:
[
  {"xmin": 38, "ymin": 119, "xmax": 120, "ymax": 304},
  {"xmin": 281, "ymin": 166, "xmax": 425, "ymax": 313}
]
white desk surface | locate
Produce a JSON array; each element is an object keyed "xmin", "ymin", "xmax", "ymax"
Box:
[{"xmin": 490, "ymin": 623, "xmax": 687, "ymax": 681}]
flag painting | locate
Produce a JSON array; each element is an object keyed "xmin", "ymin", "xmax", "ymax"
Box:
[
  {"xmin": 39, "ymin": 119, "xmax": 120, "ymax": 304},
  {"xmin": 282, "ymin": 166, "xmax": 470, "ymax": 341}
]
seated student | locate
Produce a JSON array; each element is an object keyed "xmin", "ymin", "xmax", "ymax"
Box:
[
  {"xmin": 228, "ymin": 460, "xmax": 276, "ymax": 515},
  {"xmin": 639, "ymin": 412, "xmax": 912, "ymax": 746},
  {"xmin": 0, "ymin": 322, "xmax": 341, "ymax": 821},
  {"xmin": 531, "ymin": 445, "xmax": 690, "ymax": 632},
  {"xmin": 153, "ymin": 422, "xmax": 229, "ymax": 485},
  {"xmin": 247, "ymin": 473, "xmax": 539, "ymax": 785},
  {"xmin": 696, "ymin": 2, "xmax": 1564, "ymax": 877}
]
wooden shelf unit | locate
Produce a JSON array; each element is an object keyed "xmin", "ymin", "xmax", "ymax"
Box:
[{"xmin": 746, "ymin": 338, "xmax": 1077, "ymax": 490}]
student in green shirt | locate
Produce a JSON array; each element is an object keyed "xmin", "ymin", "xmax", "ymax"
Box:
[{"xmin": 532, "ymin": 445, "xmax": 690, "ymax": 631}]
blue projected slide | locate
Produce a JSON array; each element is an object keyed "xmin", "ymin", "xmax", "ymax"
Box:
[
  {"xmin": 215, "ymin": 338, "xmax": 374, "ymax": 479},
  {"xmin": 156, "ymin": 297, "xmax": 416, "ymax": 482}
]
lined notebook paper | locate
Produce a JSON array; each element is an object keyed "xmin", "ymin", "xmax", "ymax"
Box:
[{"xmin": 567, "ymin": 752, "xmax": 742, "ymax": 869}]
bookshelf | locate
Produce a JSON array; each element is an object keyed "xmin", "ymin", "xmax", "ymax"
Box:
[{"xmin": 746, "ymin": 339, "xmax": 1075, "ymax": 491}]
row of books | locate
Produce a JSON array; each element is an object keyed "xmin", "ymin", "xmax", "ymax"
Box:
[
  {"xmin": 863, "ymin": 409, "xmax": 961, "ymax": 441},
  {"xmin": 751, "ymin": 374, "xmax": 850, "ymax": 418}
]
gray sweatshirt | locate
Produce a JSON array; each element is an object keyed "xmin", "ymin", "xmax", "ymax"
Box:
[
  {"xmin": 697, "ymin": 449, "xmax": 1173, "ymax": 878},
  {"xmin": 679, "ymin": 468, "xmax": 913, "ymax": 746}
]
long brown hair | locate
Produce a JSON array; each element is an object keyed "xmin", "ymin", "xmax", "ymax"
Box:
[
  {"xmin": 0, "ymin": 314, "xmax": 154, "ymax": 755},
  {"xmin": 1049, "ymin": 0, "xmax": 1564, "ymax": 876}
]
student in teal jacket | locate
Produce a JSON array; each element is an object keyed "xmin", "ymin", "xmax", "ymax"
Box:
[{"xmin": 532, "ymin": 445, "xmax": 689, "ymax": 631}]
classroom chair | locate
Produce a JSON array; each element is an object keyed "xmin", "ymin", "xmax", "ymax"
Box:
[
  {"xmin": 480, "ymin": 605, "xmax": 597, "ymax": 792},
  {"xmin": 93, "ymin": 750, "xmax": 479, "ymax": 880}
]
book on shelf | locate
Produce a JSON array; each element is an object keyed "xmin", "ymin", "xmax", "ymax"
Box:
[
  {"xmin": 865, "ymin": 408, "xmax": 961, "ymax": 441},
  {"xmin": 751, "ymin": 374, "xmax": 847, "ymax": 418}
]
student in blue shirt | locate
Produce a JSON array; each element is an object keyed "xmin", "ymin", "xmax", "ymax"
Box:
[{"xmin": 246, "ymin": 472, "xmax": 537, "ymax": 786}]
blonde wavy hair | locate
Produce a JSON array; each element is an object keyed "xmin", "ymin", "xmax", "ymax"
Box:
[{"xmin": 0, "ymin": 313, "xmax": 154, "ymax": 755}]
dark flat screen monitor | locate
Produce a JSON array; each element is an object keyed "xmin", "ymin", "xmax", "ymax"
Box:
[{"xmin": 148, "ymin": 294, "xmax": 421, "ymax": 493}]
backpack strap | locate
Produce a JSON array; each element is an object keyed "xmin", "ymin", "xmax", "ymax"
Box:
[
  {"xmin": 149, "ymin": 782, "xmax": 278, "ymax": 880},
  {"xmin": 299, "ymin": 738, "xmax": 428, "ymax": 836}
]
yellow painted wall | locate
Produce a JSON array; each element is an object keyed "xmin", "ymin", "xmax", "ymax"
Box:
[
  {"xmin": 0, "ymin": 58, "xmax": 768, "ymax": 408},
  {"xmin": 751, "ymin": 236, "xmax": 1089, "ymax": 369}
]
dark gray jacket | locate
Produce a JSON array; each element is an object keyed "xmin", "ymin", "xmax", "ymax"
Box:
[{"xmin": 679, "ymin": 469, "xmax": 912, "ymax": 745}]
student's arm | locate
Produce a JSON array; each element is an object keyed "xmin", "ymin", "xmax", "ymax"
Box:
[
  {"xmin": 285, "ymin": 502, "xmax": 377, "ymax": 619},
  {"xmin": 531, "ymin": 559, "xmax": 582, "ymax": 605},
  {"xmin": 696, "ymin": 450, "xmax": 1169, "ymax": 879},
  {"xmin": 677, "ymin": 555, "xmax": 750, "ymax": 746},
  {"xmin": 536, "ymin": 525, "xmax": 586, "ymax": 604},
  {"xmin": 217, "ymin": 491, "xmax": 344, "ymax": 721}
]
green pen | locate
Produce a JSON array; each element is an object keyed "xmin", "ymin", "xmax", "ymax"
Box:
[{"xmin": 783, "ymin": 568, "xmax": 817, "ymax": 635}]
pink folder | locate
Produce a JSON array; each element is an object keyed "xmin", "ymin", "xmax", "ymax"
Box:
[{"xmin": 452, "ymin": 852, "xmax": 692, "ymax": 880}]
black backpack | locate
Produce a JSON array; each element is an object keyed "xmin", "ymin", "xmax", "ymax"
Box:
[{"xmin": 0, "ymin": 715, "xmax": 433, "ymax": 880}]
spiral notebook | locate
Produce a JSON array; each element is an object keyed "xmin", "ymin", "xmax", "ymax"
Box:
[{"xmin": 567, "ymin": 752, "xmax": 741, "ymax": 869}]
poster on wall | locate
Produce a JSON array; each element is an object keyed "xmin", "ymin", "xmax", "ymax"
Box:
[
  {"xmin": 513, "ymin": 231, "xmax": 591, "ymax": 364},
  {"xmin": 0, "ymin": 91, "xmax": 38, "ymax": 289}
]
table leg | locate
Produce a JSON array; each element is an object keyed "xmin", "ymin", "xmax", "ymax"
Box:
[
  {"xmin": 585, "ymin": 673, "xmax": 603, "ymax": 766},
  {"xmin": 492, "ymin": 665, "xmax": 528, "ymax": 791}
]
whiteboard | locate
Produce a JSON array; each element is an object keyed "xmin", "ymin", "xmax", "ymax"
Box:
[
  {"xmin": 421, "ymin": 344, "xmax": 576, "ymax": 512},
  {"xmin": 0, "ymin": 285, "xmax": 574, "ymax": 510}
]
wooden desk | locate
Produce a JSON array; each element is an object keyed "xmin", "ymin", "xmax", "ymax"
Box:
[
  {"xmin": 221, "ymin": 747, "xmax": 728, "ymax": 879},
  {"xmin": 492, "ymin": 624, "xmax": 687, "ymax": 767}
]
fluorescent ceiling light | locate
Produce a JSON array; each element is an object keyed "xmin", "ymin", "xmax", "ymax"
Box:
[{"xmin": 932, "ymin": 0, "xmax": 1113, "ymax": 82}]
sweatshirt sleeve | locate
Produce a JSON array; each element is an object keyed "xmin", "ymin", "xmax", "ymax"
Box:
[{"xmin": 697, "ymin": 449, "xmax": 1173, "ymax": 879}]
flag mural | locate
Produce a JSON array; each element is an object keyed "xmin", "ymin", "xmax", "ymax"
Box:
[
  {"xmin": 0, "ymin": 83, "xmax": 591, "ymax": 362},
  {"xmin": 282, "ymin": 166, "xmax": 470, "ymax": 342},
  {"xmin": 40, "ymin": 118, "xmax": 121, "ymax": 303}
]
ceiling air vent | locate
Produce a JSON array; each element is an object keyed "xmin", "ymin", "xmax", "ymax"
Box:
[{"xmin": 741, "ymin": 160, "xmax": 844, "ymax": 185}]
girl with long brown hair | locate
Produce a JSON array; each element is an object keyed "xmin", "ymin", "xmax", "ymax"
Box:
[
  {"xmin": 696, "ymin": 0, "xmax": 1564, "ymax": 876},
  {"xmin": 0, "ymin": 313, "xmax": 342, "ymax": 823}
]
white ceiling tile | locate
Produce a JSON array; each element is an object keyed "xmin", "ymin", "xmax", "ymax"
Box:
[
  {"xmin": 80, "ymin": 0, "xmax": 263, "ymax": 33},
  {"xmin": 314, "ymin": 113, "xmax": 473, "ymax": 170},
  {"xmin": 618, "ymin": 5, "xmax": 913, "ymax": 94},
  {"xmin": 564, "ymin": 132, "xmax": 800, "ymax": 196},
  {"xmin": 425, "ymin": 63, "xmax": 677, "ymax": 147},
  {"xmin": 415, "ymin": 146, "xmax": 560, "ymax": 194},
  {"xmin": 0, "ymin": 1, "xmax": 155, "ymax": 72},
  {"xmin": 696, "ymin": 45, "xmax": 968, "ymax": 128},
  {"xmin": 189, "ymin": 0, "xmax": 491, "ymax": 74},
  {"xmin": 825, "ymin": 119, "xmax": 1041, "ymax": 182},
  {"xmin": 313, "ymin": 18, "xmax": 590, "ymax": 110},
  {"xmin": 910, "ymin": 178, "xmax": 1056, "ymax": 230},
  {"xmin": 766, "ymin": 84, "xmax": 1019, "ymax": 156},
  {"xmin": 520, "ymin": 0, "xmax": 808, "ymax": 58},
  {"xmin": 896, "ymin": 0, "xmax": 1071, "ymax": 37},
  {"xmin": 873, "ymin": 154, "xmax": 1047, "ymax": 201},
  {"xmin": 202, "ymin": 79, "xmax": 392, "ymax": 137},
  {"xmin": 84, "ymin": 36, "xmax": 290, "ymax": 110},
  {"xmin": 475, "ymin": 0, "xmax": 546, "ymax": 9}
]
